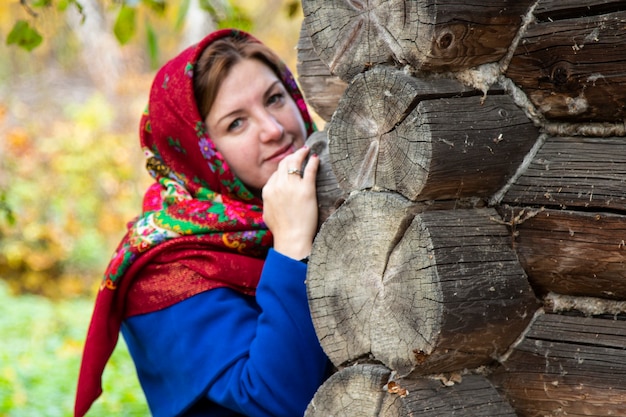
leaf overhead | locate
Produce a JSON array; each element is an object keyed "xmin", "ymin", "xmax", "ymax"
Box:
[
  {"xmin": 113, "ymin": 4, "xmax": 137, "ymax": 45},
  {"xmin": 6, "ymin": 20, "xmax": 43, "ymax": 51}
]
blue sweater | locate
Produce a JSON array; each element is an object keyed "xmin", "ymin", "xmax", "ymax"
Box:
[{"xmin": 121, "ymin": 249, "xmax": 329, "ymax": 417}]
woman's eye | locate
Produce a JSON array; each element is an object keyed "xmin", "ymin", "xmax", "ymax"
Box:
[
  {"xmin": 228, "ymin": 118, "xmax": 243, "ymax": 131},
  {"xmin": 267, "ymin": 93, "xmax": 284, "ymax": 106}
]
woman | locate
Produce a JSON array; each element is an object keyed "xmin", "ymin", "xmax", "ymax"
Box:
[{"xmin": 75, "ymin": 29, "xmax": 330, "ymax": 417}]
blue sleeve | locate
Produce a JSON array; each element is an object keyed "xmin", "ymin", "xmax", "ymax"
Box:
[{"xmin": 121, "ymin": 249, "xmax": 329, "ymax": 417}]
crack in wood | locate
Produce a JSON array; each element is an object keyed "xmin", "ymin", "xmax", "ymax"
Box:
[
  {"xmin": 346, "ymin": 0, "xmax": 365, "ymax": 12},
  {"xmin": 386, "ymin": 93, "xmax": 423, "ymax": 136},
  {"xmin": 329, "ymin": 18, "xmax": 364, "ymax": 74},
  {"xmin": 370, "ymin": 11, "xmax": 407, "ymax": 65},
  {"xmin": 355, "ymin": 139, "xmax": 379, "ymax": 189}
]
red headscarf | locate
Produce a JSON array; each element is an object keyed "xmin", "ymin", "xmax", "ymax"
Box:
[{"xmin": 74, "ymin": 29, "xmax": 315, "ymax": 417}]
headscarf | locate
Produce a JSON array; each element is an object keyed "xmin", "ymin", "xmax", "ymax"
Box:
[{"xmin": 75, "ymin": 29, "xmax": 315, "ymax": 417}]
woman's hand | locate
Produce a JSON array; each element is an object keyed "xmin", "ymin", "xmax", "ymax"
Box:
[{"xmin": 262, "ymin": 146, "xmax": 319, "ymax": 260}]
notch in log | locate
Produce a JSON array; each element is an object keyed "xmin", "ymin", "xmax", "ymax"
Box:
[{"xmin": 305, "ymin": 131, "xmax": 347, "ymax": 228}]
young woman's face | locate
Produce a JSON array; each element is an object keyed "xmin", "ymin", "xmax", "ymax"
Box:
[{"xmin": 206, "ymin": 58, "xmax": 307, "ymax": 192}]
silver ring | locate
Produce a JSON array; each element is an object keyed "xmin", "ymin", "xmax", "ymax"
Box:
[{"xmin": 287, "ymin": 168, "xmax": 303, "ymax": 176}]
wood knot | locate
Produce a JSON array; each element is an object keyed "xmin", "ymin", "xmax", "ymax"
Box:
[
  {"xmin": 551, "ymin": 64, "xmax": 570, "ymax": 86},
  {"xmin": 436, "ymin": 32, "xmax": 454, "ymax": 50}
]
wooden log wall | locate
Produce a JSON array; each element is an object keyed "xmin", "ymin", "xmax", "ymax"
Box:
[{"xmin": 298, "ymin": 0, "xmax": 626, "ymax": 415}]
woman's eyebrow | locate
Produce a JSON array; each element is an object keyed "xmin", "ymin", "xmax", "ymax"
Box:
[
  {"xmin": 215, "ymin": 108, "xmax": 243, "ymax": 127},
  {"xmin": 264, "ymin": 80, "xmax": 281, "ymax": 95},
  {"xmin": 215, "ymin": 80, "xmax": 283, "ymax": 126}
]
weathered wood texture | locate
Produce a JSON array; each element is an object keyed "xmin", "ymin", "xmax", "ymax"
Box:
[
  {"xmin": 506, "ymin": 4, "xmax": 626, "ymax": 122},
  {"xmin": 301, "ymin": 0, "xmax": 534, "ymax": 81},
  {"xmin": 501, "ymin": 136, "xmax": 626, "ymax": 211},
  {"xmin": 491, "ymin": 312, "xmax": 626, "ymax": 417},
  {"xmin": 328, "ymin": 66, "xmax": 539, "ymax": 201},
  {"xmin": 297, "ymin": 0, "xmax": 626, "ymax": 415},
  {"xmin": 307, "ymin": 191, "xmax": 539, "ymax": 376},
  {"xmin": 306, "ymin": 364, "xmax": 518, "ymax": 417},
  {"xmin": 499, "ymin": 207, "xmax": 626, "ymax": 300},
  {"xmin": 297, "ymin": 1, "xmax": 626, "ymax": 127},
  {"xmin": 297, "ymin": 25, "xmax": 347, "ymax": 122}
]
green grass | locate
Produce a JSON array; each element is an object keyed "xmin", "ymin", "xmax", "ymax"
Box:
[{"xmin": 0, "ymin": 281, "xmax": 149, "ymax": 416}]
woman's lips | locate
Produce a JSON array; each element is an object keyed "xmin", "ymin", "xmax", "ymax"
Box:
[{"xmin": 265, "ymin": 142, "xmax": 294, "ymax": 162}]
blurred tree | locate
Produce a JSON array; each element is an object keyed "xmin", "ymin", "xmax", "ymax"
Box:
[
  {"xmin": 66, "ymin": 0, "xmax": 125, "ymax": 94},
  {"xmin": 5, "ymin": 1, "xmax": 254, "ymax": 62}
]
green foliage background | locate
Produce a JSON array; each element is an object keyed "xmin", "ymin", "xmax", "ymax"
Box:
[
  {"xmin": 0, "ymin": 280, "xmax": 148, "ymax": 416},
  {"xmin": 1, "ymin": 0, "xmax": 305, "ymax": 414}
]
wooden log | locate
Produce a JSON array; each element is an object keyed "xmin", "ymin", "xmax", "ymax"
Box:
[
  {"xmin": 328, "ymin": 66, "xmax": 539, "ymax": 201},
  {"xmin": 533, "ymin": 0, "xmax": 626, "ymax": 19},
  {"xmin": 306, "ymin": 364, "xmax": 392, "ymax": 417},
  {"xmin": 498, "ymin": 207, "xmax": 626, "ymax": 300},
  {"xmin": 491, "ymin": 312, "xmax": 626, "ymax": 417},
  {"xmin": 306, "ymin": 363, "xmax": 518, "ymax": 416},
  {"xmin": 307, "ymin": 191, "xmax": 539, "ymax": 376},
  {"xmin": 500, "ymin": 136, "xmax": 626, "ymax": 211},
  {"xmin": 506, "ymin": 4, "xmax": 626, "ymax": 122},
  {"xmin": 297, "ymin": 24, "xmax": 347, "ymax": 122},
  {"xmin": 301, "ymin": 0, "xmax": 535, "ymax": 81},
  {"xmin": 305, "ymin": 131, "xmax": 348, "ymax": 228}
]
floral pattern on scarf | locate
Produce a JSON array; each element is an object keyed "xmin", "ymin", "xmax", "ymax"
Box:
[{"xmin": 101, "ymin": 28, "xmax": 314, "ymax": 290}]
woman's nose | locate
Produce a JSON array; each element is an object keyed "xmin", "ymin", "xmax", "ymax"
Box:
[{"xmin": 258, "ymin": 112, "xmax": 284, "ymax": 142}]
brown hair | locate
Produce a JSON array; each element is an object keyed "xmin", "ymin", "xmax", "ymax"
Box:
[{"xmin": 193, "ymin": 36, "xmax": 286, "ymax": 120}]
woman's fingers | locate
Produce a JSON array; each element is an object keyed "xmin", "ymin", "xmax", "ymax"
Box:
[
  {"xmin": 281, "ymin": 146, "xmax": 310, "ymax": 176},
  {"xmin": 302, "ymin": 148, "xmax": 320, "ymax": 182},
  {"xmin": 263, "ymin": 146, "xmax": 319, "ymax": 260}
]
